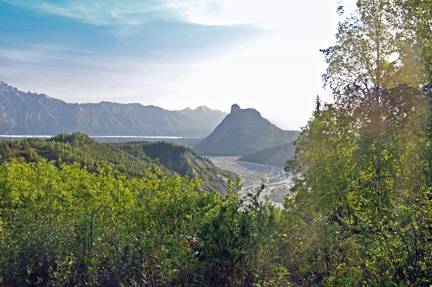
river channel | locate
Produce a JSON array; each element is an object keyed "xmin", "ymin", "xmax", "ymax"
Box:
[{"xmin": 209, "ymin": 156, "xmax": 292, "ymax": 207}]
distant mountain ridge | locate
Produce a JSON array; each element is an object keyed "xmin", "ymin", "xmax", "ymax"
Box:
[
  {"xmin": 0, "ymin": 81, "xmax": 224, "ymax": 137},
  {"xmin": 177, "ymin": 106, "xmax": 228, "ymax": 131},
  {"xmin": 193, "ymin": 104, "xmax": 300, "ymax": 156}
]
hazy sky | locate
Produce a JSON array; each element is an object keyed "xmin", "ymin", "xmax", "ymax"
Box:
[{"xmin": 0, "ymin": 0, "xmax": 356, "ymax": 130}]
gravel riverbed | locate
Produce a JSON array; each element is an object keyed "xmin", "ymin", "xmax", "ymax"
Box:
[{"xmin": 209, "ymin": 156, "xmax": 293, "ymax": 207}]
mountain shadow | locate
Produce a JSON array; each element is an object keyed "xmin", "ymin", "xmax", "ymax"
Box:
[{"xmin": 238, "ymin": 143, "xmax": 296, "ymax": 167}]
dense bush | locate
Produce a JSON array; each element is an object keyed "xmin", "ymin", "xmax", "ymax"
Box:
[
  {"xmin": 2, "ymin": 155, "xmax": 431, "ymax": 286},
  {"xmin": 0, "ymin": 160, "xmax": 283, "ymax": 286}
]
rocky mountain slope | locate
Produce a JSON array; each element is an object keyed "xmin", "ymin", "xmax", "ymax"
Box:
[
  {"xmin": 0, "ymin": 81, "xmax": 223, "ymax": 137},
  {"xmin": 193, "ymin": 104, "xmax": 300, "ymax": 156}
]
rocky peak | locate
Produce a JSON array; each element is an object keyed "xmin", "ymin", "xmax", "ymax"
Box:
[
  {"xmin": 193, "ymin": 104, "xmax": 299, "ymax": 156},
  {"xmin": 231, "ymin": 104, "xmax": 241, "ymax": 113}
]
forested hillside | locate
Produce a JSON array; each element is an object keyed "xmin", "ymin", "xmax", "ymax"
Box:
[
  {"xmin": 0, "ymin": 133, "xmax": 237, "ymax": 194},
  {"xmin": 1, "ymin": 1, "xmax": 432, "ymax": 286}
]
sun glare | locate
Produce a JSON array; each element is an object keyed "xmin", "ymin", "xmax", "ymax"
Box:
[{"xmin": 387, "ymin": 51, "xmax": 400, "ymax": 64}]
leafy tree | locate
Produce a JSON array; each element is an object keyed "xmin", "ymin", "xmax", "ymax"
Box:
[
  {"xmin": 286, "ymin": 0, "xmax": 432, "ymax": 284},
  {"xmin": 314, "ymin": 0, "xmax": 430, "ymax": 229}
]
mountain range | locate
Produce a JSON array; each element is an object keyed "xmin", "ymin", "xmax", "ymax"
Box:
[
  {"xmin": 0, "ymin": 81, "xmax": 226, "ymax": 137},
  {"xmin": 1, "ymin": 81, "xmax": 300, "ymax": 165},
  {"xmin": 193, "ymin": 104, "xmax": 300, "ymax": 156}
]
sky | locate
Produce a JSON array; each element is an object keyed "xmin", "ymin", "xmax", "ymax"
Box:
[{"xmin": 0, "ymin": 0, "xmax": 357, "ymax": 130}]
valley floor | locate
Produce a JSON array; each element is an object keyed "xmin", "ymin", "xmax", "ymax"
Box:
[{"xmin": 209, "ymin": 156, "xmax": 292, "ymax": 207}]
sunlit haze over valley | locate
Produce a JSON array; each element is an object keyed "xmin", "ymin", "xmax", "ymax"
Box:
[{"xmin": 0, "ymin": 0, "xmax": 358, "ymax": 130}]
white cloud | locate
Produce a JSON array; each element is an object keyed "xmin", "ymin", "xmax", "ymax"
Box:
[
  {"xmin": 2, "ymin": 0, "xmax": 296, "ymax": 29},
  {"xmin": 1, "ymin": 0, "xmax": 179, "ymax": 26}
]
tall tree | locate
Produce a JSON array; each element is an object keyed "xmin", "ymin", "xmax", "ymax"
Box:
[
  {"xmin": 317, "ymin": 0, "xmax": 428, "ymax": 228},
  {"xmin": 287, "ymin": 0, "xmax": 432, "ymax": 283}
]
